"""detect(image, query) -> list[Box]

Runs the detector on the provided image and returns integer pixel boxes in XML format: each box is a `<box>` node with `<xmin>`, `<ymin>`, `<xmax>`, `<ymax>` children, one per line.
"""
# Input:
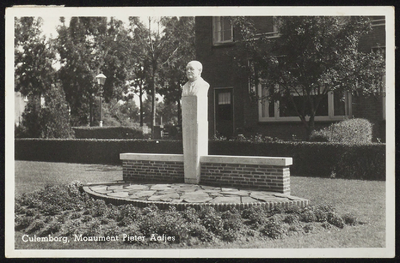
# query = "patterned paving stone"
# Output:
<box><xmin>130</xmin><ymin>191</ymin><xmax>156</xmax><ymax>198</ymax></box>
<box><xmin>84</xmin><ymin>183</ymin><xmax>309</xmax><ymax>210</ymax></box>
<box><xmin>202</xmin><ymin>189</ymin><xmax>222</xmax><ymax>193</ymax></box>
<box><xmin>90</xmin><ymin>185</ymin><xmax>108</xmax><ymax>191</ymax></box>
<box><xmin>182</xmin><ymin>192</ymin><xmax>213</xmax><ymax>203</ymax></box>
<box><xmin>221</xmin><ymin>190</ymin><xmax>250</xmax><ymax>196</ymax></box>
<box><xmin>159</xmin><ymin>193</ymin><xmax>180</xmax><ymax>201</ymax></box>
<box><xmin>250</xmin><ymin>192</ymin><xmax>283</xmax><ymax>202</ymax></box>
<box><xmin>150</xmin><ymin>184</ymin><xmax>173</xmax><ymax>190</ymax></box>
<box><xmin>221</xmin><ymin>187</ymin><xmax>238</xmax><ymax>192</ymax></box>
<box><xmin>147</xmin><ymin>195</ymin><xmax>165</xmax><ymax>201</ymax></box>
<box><xmin>200</xmin><ymin>185</ymin><xmax>220</xmax><ymax>190</ymax></box>
<box><xmin>157</xmin><ymin>189</ymin><xmax>179</xmax><ymax>195</ymax></box>
<box><xmin>124</xmin><ymin>185</ymin><xmax>149</xmax><ymax>190</ymax></box>
<box><xmin>241</xmin><ymin>197</ymin><xmax>260</xmax><ymax>203</ymax></box>
<box><xmin>208</xmin><ymin>193</ymin><xmax>223</xmax><ymax>197</ymax></box>
<box><xmin>273</xmin><ymin>193</ymin><xmax>290</xmax><ymax>198</ymax></box>
<box><xmin>92</xmin><ymin>189</ymin><xmax>113</xmax><ymax>194</ymax></box>
<box><xmin>210</xmin><ymin>196</ymin><xmax>241</xmax><ymax>203</ymax></box>
<box><xmin>107</xmin><ymin>185</ymin><xmax>124</xmax><ymax>190</ymax></box>
<box><xmin>178</xmin><ymin>185</ymin><xmax>200</xmax><ymax>191</ymax></box>
<box><xmin>107</xmin><ymin>192</ymin><xmax>129</xmax><ymax>197</ymax></box>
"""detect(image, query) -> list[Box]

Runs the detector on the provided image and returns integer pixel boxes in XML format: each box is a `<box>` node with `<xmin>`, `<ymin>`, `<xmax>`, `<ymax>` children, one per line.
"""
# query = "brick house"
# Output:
<box><xmin>195</xmin><ymin>16</ymin><xmax>386</xmax><ymax>141</ymax></box>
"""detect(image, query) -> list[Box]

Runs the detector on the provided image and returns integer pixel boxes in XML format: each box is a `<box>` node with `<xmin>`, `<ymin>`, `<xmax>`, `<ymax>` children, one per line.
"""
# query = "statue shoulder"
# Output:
<box><xmin>199</xmin><ymin>77</ymin><xmax>210</xmax><ymax>87</ymax></box>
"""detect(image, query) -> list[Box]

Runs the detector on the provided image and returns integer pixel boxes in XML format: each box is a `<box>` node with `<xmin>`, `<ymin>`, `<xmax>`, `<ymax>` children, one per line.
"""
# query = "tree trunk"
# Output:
<box><xmin>306</xmin><ymin>115</ymin><xmax>315</xmax><ymax>141</ymax></box>
<box><xmin>177</xmin><ymin>99</ymin><xmax>182</xmax><ymax>126</ymax></box>
<box><xmin>139</xmin><ymin>82</ymin><xmax>143</xmax><ymax>127</ymax></box>
<box><xmin>151</xmin><ymin>74</ymin><xmax>156</xmax><ymax>139</ymax></box>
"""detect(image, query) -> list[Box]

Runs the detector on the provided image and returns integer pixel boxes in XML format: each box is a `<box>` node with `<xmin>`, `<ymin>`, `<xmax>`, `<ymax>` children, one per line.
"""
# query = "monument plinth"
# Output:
<box><xmin>182</xmin><ymin>94</ymin><xmax>208</xmax><ymax>183</ymax></box>
<box><xmin>119</xmin><ymin>60</ymin><xmax>297</xmax><ymax>200</ymax></box>
<box><xmin>181</xmin><ymin>61</ymin><xmax>210</xmax><ymax>184</ymax></box>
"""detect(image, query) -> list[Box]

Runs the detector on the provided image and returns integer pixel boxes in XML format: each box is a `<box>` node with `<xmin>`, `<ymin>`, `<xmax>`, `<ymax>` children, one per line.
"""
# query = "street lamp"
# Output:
<box><xmin>95</xmin><ymin>74</ymin><xmax>107</xmax><ymax>127</ymax></box>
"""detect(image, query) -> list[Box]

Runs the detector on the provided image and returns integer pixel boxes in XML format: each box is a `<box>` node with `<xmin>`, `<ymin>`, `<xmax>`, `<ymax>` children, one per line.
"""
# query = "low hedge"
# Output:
<box><xmin>15</xmin><ymin>139</ymin><xmax>385</xmax><ymax>181</ymax></box>
<box><xmin>209</xmin><ymin>141</ymin><xmax>385</xmax><ymax>181</ymax></box>
<box><xmin>72</xmin><ymin>126</ymin><xmax>147</xmax><ymax>139</ymax></box>
<box><xmin>15</xmin><ymin>139</ymin><xmax>183</xmax><ymax>165</ymax></box>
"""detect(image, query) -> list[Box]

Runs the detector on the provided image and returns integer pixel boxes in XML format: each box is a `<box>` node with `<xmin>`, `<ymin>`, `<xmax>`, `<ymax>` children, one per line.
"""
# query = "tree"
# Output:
<box><xmin>18</xmin><ymin>84</ymin><xmax>73</xmax><ymax>138</ymax></box>
<box><xmin>232</xmin><ymin>16</ymin><xmax>385</xmax><ymax>139</ymax></box>
<box><xmin>128</xmin><ymin>17</ymin><xmax>184</xmax><ymax>138</ymax></box>
<box><xmin>15</xmin><ymin>17</ymin><xmax>56</xmax><ymax>98</ymax></box>
<box><xmin>158</xmin><ymin>17</ymin><xmax>195</xmax><ymax>126</ymax></box>
<box><xmin>14</xmin><ymin>17</ymin><xmax>73</xmax><ymax>138</ymax></box>
<box><xmin>56</xmin><ymin>17</ymin><xmax>132</xmax><ymax>126</ymax></box>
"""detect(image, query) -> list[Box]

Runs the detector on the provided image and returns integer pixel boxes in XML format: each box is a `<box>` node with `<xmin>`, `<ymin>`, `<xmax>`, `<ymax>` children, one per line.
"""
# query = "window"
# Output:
<box><xmin>371</xmin><ymin>16</ymin><xmax>385</xmax><ymax>27</ymax></box>
<box><xmin>213</xmin><ymin>17</ymin><xmax>233</xmax><ymax>44</ymax></box>
<box><xmin>258</xmin><ymin>83</ymin><xmax>352</xmax><ymax>122</ymax></box>
<box><xmin>264</xmin><ymin>16</ymin><xmax>279</xmax><ymax>38</ymax></box>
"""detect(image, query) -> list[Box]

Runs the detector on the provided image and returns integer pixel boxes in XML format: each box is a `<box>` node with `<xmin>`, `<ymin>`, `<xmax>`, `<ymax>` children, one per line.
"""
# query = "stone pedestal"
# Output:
<box><xmin>182</xmin><ymin>94</ymin><xmax>208</xmax><ymax>184</ymax></box>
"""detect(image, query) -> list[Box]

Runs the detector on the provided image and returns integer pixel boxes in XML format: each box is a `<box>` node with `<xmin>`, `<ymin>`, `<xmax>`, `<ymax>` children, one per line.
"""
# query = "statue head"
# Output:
<box><xmin>186</xmin><ymin>61</ymin><xmax>202</xmax><ymax>82</ymax></box>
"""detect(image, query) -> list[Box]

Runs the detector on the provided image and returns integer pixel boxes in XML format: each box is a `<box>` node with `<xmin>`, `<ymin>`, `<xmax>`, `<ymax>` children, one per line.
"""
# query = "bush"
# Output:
<box><xmin>241</xmin><ymin>206</ymin><xmax>269</xmax><ymax>226</ymax></box>
<box><xmin>300</xmin><ymin>210</ymin><xmax>317</xmax><ymax>223</ymax></box>
<box><xmin>327</xmin><ymin>212</ymin><xmax>345</xmax><ymax>228</ymax></box>
<box><xmin>260</xmin><ymin>218</ymin><xmax>287</xmax><ymax>239</ymax></box>
<box><xmin>72</xmin><ymin>126</ymin><xmax>145</xmax><ymax>139</ymax></box>
<box><xmin>198</xmin><ymin>207</ymin><xmax>224</xmax><ymax>235</ymax></box>
<box><xmin>342</xmin><ymin>213</ymin><xmax>358</xmax><ymax>226</ymax></box>
<box><xmin>310</xmin><ymin>118</ymin><xmax>372</xmax><ymax>144</ymax></box>
<box><xmin>210</xmin><ymin>140</ymin><xmax>385</xmax><ymax>180</ymax></box>
<box><xmin>15</xmin><ymin>137</ymin><xmax>385</xmax><ymax>180</ymax></box>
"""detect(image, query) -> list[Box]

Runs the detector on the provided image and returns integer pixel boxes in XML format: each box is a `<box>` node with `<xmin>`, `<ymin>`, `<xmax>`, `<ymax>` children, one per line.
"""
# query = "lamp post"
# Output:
<box><xmin>95</xmin><ymin>73</ymin><xmax>107</xmax><ymax>127</ymax></box>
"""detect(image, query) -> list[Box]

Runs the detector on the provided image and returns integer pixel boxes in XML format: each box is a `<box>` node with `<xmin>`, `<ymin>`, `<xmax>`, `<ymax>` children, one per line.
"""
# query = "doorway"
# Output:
<box><xmin>214</xmin><ymin>88</ymin><xmax>234</xmax><ymax>138</ymax></box>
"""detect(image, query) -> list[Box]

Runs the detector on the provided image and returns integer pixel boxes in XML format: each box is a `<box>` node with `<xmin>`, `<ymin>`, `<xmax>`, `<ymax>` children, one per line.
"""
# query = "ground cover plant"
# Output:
<box><xmin>14</xmin><ymin>161</ymin><xmax>385</xmax><ymax>249</ymax></box>
<box><xmin>15</xmin><ymin>181</ymin><xmax>361</xmax><ymax>249</ymax></box>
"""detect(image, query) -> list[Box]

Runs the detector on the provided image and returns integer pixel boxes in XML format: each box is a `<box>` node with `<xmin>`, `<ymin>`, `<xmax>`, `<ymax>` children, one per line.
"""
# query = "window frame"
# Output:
<box><xmin>212</xmin><ymin>17</ymin><xmax>234</xmax><ymax>45</ymax></box>
<box><xmin>257</xmin><ymin>82</ymin><xmax>352</xmax><ymax>122</ymax></box>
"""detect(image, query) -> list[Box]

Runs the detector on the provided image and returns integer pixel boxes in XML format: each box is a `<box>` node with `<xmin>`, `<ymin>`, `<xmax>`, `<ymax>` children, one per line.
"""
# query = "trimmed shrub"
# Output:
<box><xmin>15</xmin><ymin>138</ymin><xmax>385</xmax><ymax>180</ymax></box>
<box><xmin>342</xmin><ymin>213</ymin><xmax>358</xmax><ymax>226</ymax></box>
<box><xmin>310</xmin><ymin>118</ymin><xmax>372</xmax><ymax>144</ymax></box>
<box><xmin>327</xmin><ymin>212</ymin><xmax>345</xmax><ymax>228</ymax></box>
<box><xmin>260</xmin><ymin>218</ymin><xmax>287</xmax><ymax>239</ymax></box>
<box><xmin>73</xmin><ymin>126</ymin><xmax>146</xmax><ymax>139</ymax></box>
<box><xmin>300</xmin><ymin>210</ymin><xmax>317</xmax><ymax>223</ymax></box>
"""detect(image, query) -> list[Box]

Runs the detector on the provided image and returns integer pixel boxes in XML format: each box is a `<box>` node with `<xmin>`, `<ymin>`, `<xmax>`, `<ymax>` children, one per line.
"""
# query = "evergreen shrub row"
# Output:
<box><xmin>15</xmin><ymin>139</ymin><xmax>385</xmax><ymax>180</ymax></box>
<box><xmin>72</xmin><ymin>126</ymin><xmax>147</xmax><ymax>139</ymax></box>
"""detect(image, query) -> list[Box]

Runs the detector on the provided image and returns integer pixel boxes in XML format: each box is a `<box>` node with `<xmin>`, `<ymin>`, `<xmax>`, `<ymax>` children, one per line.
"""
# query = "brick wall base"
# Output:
<box><xmin>121</xmin><ymin>154</ymin><xmax>184</xmax><ymax>183</ymax></box>
<box><xmin>120</xmin><ymin>153</ymin><xmax>292</xmax><ymax>194</ymax></box>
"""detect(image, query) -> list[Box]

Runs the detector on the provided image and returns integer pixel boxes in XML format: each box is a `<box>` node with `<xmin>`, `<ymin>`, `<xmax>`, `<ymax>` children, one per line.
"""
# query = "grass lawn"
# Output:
<box><xmin>13</xmin><ymin>160</ymin><xmax>386</xmax><ymax>249</ymax></box>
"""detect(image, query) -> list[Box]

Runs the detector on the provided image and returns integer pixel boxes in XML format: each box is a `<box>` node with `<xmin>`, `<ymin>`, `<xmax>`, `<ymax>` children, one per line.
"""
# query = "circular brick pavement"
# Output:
<box><xmin>83</xmin><ymin>182</ymin><xmax>309</xmax><ymax>211</ymax></box>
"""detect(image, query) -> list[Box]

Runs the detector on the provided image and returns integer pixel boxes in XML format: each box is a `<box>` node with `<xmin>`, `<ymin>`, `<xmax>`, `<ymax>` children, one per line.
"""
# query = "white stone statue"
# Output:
<box><xmin>181</xmin><ymin>61</ymin><xmax>210</xmax><ymax>184</ymax></box>
<box><xmin>182</xmin><ymin>61</ymin><xmax>210</xmax><ymax>97</ymax></box>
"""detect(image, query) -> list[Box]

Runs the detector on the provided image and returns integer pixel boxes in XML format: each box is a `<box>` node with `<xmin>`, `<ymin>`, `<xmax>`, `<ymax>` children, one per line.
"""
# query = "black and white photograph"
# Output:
<box><xmin>5</xmin><ymin>6</ymin><xmax>395</xmax><ymax>258</ymax></box>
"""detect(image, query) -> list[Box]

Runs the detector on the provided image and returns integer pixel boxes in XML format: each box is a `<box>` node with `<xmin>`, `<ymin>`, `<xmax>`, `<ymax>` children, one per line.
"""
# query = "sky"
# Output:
<box><xmin>40</xmin><ymin>16</ymin><xmax>159</xmax><ymax>39</ymax></box>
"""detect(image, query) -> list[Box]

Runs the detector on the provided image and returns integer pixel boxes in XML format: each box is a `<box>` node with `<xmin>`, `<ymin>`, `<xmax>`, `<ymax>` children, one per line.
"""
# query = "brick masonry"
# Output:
<box><xmin>122</xmin><ymin>160</ymin><xmax>184</xmax><ymax>183</ymax></box>
<box><xmin>200</xmin><ymin>163</ymin><xmax>290</xmax><ymax>195</ymax></box>
<box><xmin>121</xmin><ymin>153</ymin><xmax>291</xmax><ymax>195</ymax></box>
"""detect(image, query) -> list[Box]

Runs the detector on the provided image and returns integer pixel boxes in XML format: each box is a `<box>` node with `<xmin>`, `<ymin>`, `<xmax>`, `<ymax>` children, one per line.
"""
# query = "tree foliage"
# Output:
<box><xmin>15</xmin><ymin>17</ymin><xmax>56</xmax><ymax>97</ymax></box>
<box><xmin>232</xmin><ymin>16</ymin><xmax>385</xmax><ymax>138</ymax></box>
<box><xmin>158</xmin><ymin>17</ymin><xmax>195</xmax><ymax>125</ymax></box>
<box><xmin>17</xmin><ymin>84</ymin><xmax>74</xmax><ymax>138</ymax></box>
<box><xmin>56</xmin><ymin>17</ymin><xmax>132</xmax><ymax>126</ymax></box>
